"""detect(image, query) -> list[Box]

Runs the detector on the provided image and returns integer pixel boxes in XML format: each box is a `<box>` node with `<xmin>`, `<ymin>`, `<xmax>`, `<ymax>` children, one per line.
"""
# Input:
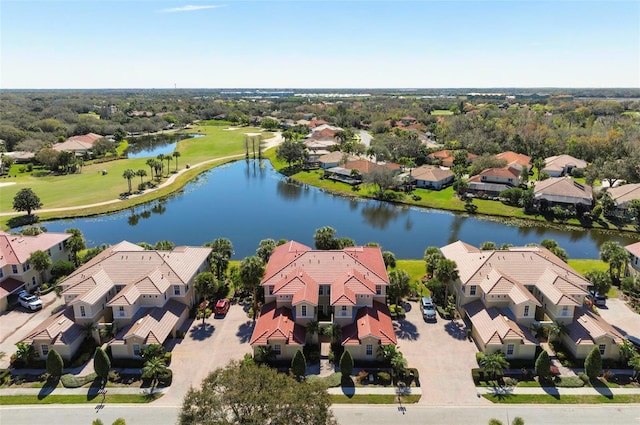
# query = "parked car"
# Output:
<box><xmin>421</xmin><ymin>296</ymin><xmax>437</xmax><ymax>322</ymax></box>
<box><xmin>18</xmin><ymin>291</ymin><xmax>43</xmax><ymax>311</ymax></box>
<box><xmin>588</xmin><ymin>290</ymin><xmax>606</xmax><ymax>307</ymax></box>
<box><xmin>214</xmin><ymin>298</ymin><xmax>230</xmax><ymax>316</ymax></box>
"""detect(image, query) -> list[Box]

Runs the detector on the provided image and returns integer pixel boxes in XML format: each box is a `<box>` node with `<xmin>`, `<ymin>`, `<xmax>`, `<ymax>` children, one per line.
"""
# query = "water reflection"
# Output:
<box><xmin>36</xmin><ymin>160</ymin><xmax>638</xmax><ymax>259</ymax></box>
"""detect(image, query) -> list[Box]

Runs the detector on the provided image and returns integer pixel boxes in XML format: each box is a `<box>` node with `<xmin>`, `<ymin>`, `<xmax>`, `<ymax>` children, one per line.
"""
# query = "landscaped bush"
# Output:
<box><xmin>472</xmin><ymin>368</ymin><xmax>503</xmax><ymax>385</ymax></box>
<box><xmin>0</xmin><ymin>369</ymin><xmax>11</xmax><ymax>385</ymax></box>
<box><xmin>157</xmin><ymin>368</ymin><xmax>173</xmax><ymax>386</ymax></box>
<box><xmin>61</xmin><ymin>372</ymin><xmax>97</xmax><ymax>388</ymax></box>
<box><xmin>578</xmin><ymin>372</ymin><xmax>589</xmax><ymax>384</ymax></box>
<box><xmin>377</xmin><ymin>371</ymin><xmax>392</xmax><ymax>385</ymax></box>
<box><xmin>556</xmin><ymin>376</ymin><xmax>585</xmax><ymax>388</ymax></box>
<box><xmin>307</xmin><ymin>372</ymin><xmax>342</xmax><ymax>388</ymax></box>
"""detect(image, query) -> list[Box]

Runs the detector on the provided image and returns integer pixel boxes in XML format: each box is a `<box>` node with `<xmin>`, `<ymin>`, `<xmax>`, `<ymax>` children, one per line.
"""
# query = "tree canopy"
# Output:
<box><xmin>179</xmin><ymin>360</ymin><xmax>337</xmax><ymax>425</ymax></box>
<box><xmin>13</xmin><ymin>187</ymin><xmax>43</xmax><ymax>216</ymax></box>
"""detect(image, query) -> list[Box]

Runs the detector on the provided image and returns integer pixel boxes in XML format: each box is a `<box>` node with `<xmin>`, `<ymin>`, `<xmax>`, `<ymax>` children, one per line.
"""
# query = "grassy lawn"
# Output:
<box><xmin>430</xmin><ymin>110</ymin><xmax>454</xmax><ymax>116</ymax></box>
<box><xmin>0</xmin><ymin>125</ymin><xmax>273</xmax><ymax>228</ymax></box>
<box><xmin>0</xmin><ymin>393</ymin><xmax>161</xmax><ymax>405</ymax></box>
<box><xmin>329</xmin><ymin>394</ymin><xmax>421</xmax><ymax>404</ymax></box>
<box><xmin>482</xmin><ymin>393</ymin><xmax>640</xmax><ymax>404</ymax></box>
<box><xmin>567</xmin><ymin>259</ymin><xmax>608</xmax><ymax>275</ymax></box>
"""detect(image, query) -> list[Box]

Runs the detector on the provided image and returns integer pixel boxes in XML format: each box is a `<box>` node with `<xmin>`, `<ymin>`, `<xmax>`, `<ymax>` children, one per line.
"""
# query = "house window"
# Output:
<box><xmin>133</xmin><ymin>344</ymin><xmax>141</xmax><ymax>356</ymax></box>
<box><xmin>32</xmin><ymin>276</ymin><xmax>37</xmax><ymax>285</ymax></box>
<box><xmin>325</xmin><ymin>286</ymin><xmax>330</xmax><ymax>296</ymax></box>
<box><xmin>80</xmin><ymin>305</ymin><xmax>86</xmax><ymax>317</ymax></box>
<box><xmin>118</xmin><ymin>306</ymin><xmax>125</xmax><ymax>316</ymax></box>
<box><xmin>524</xmin><ymin>305</ymin><xmax>530</xmax><ymax>317</ymax></box>
<box><xmin>47</xmin><ymin>249</ymin><xmax>51</xmax><ymax>256</ymax></box>
<box><xmin>115</xmin><ymin>285</ymin><xmax>124</xmax><ymax>292</ymax></box>
<box><xmin>366</xmin><ymin>344</ymin><xmax>373</xmax><ymax>356</ymax></box>
<box><xmin>22</xmin><ymin>263</ymin><xmax>29</xmax><ymax>272</ymax></box>
<box><xmin>268</xmin><ymin>286</ymin><xmax>274</xmax><ymax>295</ymax></box>
<box><xmin>599</xmin><ymin>344</ymin><xmax>606</xmax><ymax>356</ymax></box>
<box><xmin>41</xmin><ymin>344</ymin><xmax>49</xmax><ymax>356</ymax></box>
<box><xmin>58</xmin><ymin>243</ymin><xmax>63</xmax><ymax>250</ymax></box>
<box><xmin>506</xmin><ymin>344</ymin><xmax>514</xmax><ymax>356</ymax></box>
<box><xmin>319</xmin><ymin>286</ymin><xmax>324</xmax><ymax>296</ymax></box>
<box><xmin>341</xmin><ymin>306</ymin><xmax>347</xmax><ymax>316</ymax></box>
<box><xmin>561</xmin><ymin>306</ymin><xmax>569</xmax><ymax>316</ymax></box>
<box><xmin>0</xmin><ymin>269</ymin><xmax>3</xmax><ymax>278</ymax></box>
<box><xmin>274</xmin><ymin>344</ymin><xmax>281</xmax><ymax>355</ymax></box>
<box><xmin>470</xmin><ymin>286</ymin><xmax>477</xmax><ymax>296</ymax></box>
<box><xmin>301</xmin><ymin>305</ymin><xmax>307</xmax><ymax>316</ymax></box>
<box><xmin>174</xmin><ymin>285</ymin><xmax>180</xmax><ymax>295</ymax></box>
<box><xmin>11</xmin><ymin>265</ymin><xmax>18</xmax><ymax>274</ymax></box>
<box><xmin>376</xmin><ymin>285</ymin><xmax>382</xmax><ymax>295</ymax></box>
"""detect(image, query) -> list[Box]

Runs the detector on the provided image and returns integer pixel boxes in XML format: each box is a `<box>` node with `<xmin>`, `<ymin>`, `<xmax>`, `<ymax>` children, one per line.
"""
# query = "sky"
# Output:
<box><xmin>1</xmin><ymin>0</ymin><xmax>638</xmax><ymax>89</ymax></box>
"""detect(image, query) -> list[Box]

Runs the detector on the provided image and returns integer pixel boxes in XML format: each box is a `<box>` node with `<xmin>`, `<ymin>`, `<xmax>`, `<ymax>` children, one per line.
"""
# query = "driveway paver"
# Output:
<box><xmin>396</xmin><ymin>301</ymin><xmax>488</xmax><ymax>406</ymax></box>
<box><xmin>596</xmin><ymin>298</ymin><xmax>640</xmax><ymax>339</ymax></box>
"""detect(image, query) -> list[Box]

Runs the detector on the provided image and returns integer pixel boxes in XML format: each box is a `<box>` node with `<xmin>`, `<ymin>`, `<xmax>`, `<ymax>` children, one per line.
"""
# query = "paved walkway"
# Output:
<box><xmin>0</xmin><ymin>132</ymin><xmax>283</xmax><ymax>217</ymax></box>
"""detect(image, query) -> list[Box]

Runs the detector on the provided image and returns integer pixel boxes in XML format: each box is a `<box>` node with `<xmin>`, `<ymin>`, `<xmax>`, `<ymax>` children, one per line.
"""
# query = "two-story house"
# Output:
<box><xmin>250</xmin><ymin>241</ymin><xmax>396</xmax><ymax>362</ymax></box>
<box><xmin>440</xmin><ymin>241</ymin><xmax>623</xmax><ymax>360</ymax></box>
<box><xmin>21</xmin><ymin>241</ymin><xmax>211</xmax><ymax>361</ymax></box>
<box><xmin>0</xmin><ymin>231</ymin><xmax>71</xmax><ymax>311</ymax></box>
<box><xmin>467</xmin><ymin>166</ymin><xmax>522</xmax><ymax>197</ymax></box>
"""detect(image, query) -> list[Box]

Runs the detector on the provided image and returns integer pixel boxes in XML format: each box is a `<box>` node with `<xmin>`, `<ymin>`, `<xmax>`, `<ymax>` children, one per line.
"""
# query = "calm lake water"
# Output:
<box><xmin>127</xmin><ymin>134</ymin><xmax>203</xmax><ymax>159</ymax></box>
<box><xmin>40</xmin><ymin>160</ymin><xmax>638</xmax><ymax>260</ymax></box>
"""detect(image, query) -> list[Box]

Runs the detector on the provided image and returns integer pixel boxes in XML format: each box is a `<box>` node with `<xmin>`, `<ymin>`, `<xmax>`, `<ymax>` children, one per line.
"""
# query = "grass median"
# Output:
<box><xmin>330</xmin><ymin>394</ymin><xmax>421</xmax><ymax>404</ymax></box>
<box><xmin>0</xmin><ymin>393</ymin><xmax>162</xmax><ymax>405</ymax></box>
<box><xmin>482</xmin><ymin>393</ymin><xmax>640</xmax><ymax>404</ymax></box>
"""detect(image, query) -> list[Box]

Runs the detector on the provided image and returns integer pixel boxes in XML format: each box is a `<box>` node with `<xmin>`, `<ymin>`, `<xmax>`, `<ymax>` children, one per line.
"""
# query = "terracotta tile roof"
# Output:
<box><xmin>428</xmin><ymin>150</ymin><xmax>478</xmax><ymax>167</ymax></box>
<box><xmin>263</xmin><ymin>243</ymin><xmax>389</xmax><ymax>307</ymax></box>
<box><xmin>0</xmin><ymin>231</ymin><xmax>71</xmax><ymax>266</ymax></box>
<box><xmin>67</xmin><ymin>133</ymin><xmax>103</xmax><ymax>144</ymax></box>
<box><xmin>0</xmin><ymin>278</ymin><xmax>25</xmax><ymax>299</ymax></box>
<box><xmin>249</xmin><ymin>302</ymin><xmax>306</xmax><ymax>346</ymax></box>
<box><xmin>607</xmin><ymin>183</ymin><xmax>640</xmax><ymax>206</ymax></box>
<box><xmin>22</xmin><ymin>306</ymin><xmax>84</xmax><ymax>345</ymax></box>
<box><xmin>273</xmin><ymin>269</ymin><xmax>319</xmax><ymax>306</ymax></box>
<box><xmin>341</xmin><ymin>302</ymin><xmax>397</xmax><ymax>346</ymax></box>
<box><xmin>479</xmin><ymin>269</ymin><xmax>541</xmax><ymax>306</ymax></box>
<box><xmin>66</xmin><ymin>269</ymin><xmax>114</xmax><ymax>305</ymax></box>
<box><xmin>626</xmin><ymin>241</ymin><xmax>640</xmax><ymax>258</ymax></box>
<box><xmin>543</xmin><ymin>154</ymin><xmax>587</xmax><ymax>172</ymax></box>
<box><xmin>495</xmin><ymin>151</ymin><xmax>531</xmax><ymax>168</ymax></box>
<box><xmin>410</xmin><ymin>165</ymin><xmax>454</xmax><ymax>182</ymax></box>
<box><xmin>113</xmin><ymin>299</ymin><xmax>187</xmax><ymax>345</ymax></box>
<box><xmin>472</xmin><ymin>166</ymin><xmax>521</xmax><ymax>180</ymax></box>
<box><xmin>344</xmin><ymin>159</ymin><xmax>401</xmax><ymax>174</ymax></box>
<box><xmin>465</xmin><ymin>300</ymin><xmax>537</xmax><ymax>346</ymax></box>
<box><xmin>566</xmin><ymin>307</ymin><xmax>624</xmax><ymax>345</ymax></box>
<box><xmin>441</xmin><ymin>241</ymin><xmax>589</xmax><ymax>307</ymax></box>
<box><xmin>309</xmin><ymin>119</ymin><xmax>329</xmax><ymax>128</ymax></box>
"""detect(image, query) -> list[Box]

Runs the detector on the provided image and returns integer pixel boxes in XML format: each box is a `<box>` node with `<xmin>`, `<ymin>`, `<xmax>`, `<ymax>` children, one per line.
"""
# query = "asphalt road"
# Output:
<box><xmin>1</xmin><ymin>403</ymin><xmax>639</xmax><ymax>425</ymax></box>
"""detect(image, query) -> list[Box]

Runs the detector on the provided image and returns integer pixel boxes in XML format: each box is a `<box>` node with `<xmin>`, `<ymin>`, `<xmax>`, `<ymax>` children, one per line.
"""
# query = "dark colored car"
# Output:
<box><xmin>588</xmin><ymin>290</ymin><xmax>606</xmax><ymax>307</ymax></box>
<box><xmin>214</xmin><ymin>298</ymin><xmax>230</xmax><ymax>316</ymax></box>
<box><xmin>421</xmin><ymin>296</ymin><xmax>437</xmax><ymax>321</ymax></box>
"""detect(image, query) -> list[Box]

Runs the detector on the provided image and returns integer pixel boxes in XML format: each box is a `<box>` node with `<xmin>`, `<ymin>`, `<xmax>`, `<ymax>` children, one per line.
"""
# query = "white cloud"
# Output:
<box><xmin>159</xmin><ymin>5</ymin><xmax>222</xmax><ymax>13</ymax></box>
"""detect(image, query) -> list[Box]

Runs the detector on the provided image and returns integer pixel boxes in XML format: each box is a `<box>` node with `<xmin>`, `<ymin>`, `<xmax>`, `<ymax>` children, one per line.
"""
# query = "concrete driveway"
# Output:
<box><xmin>157</xmin><ymin>300</ymin><xmax>254</xmax><ymax>406</ymax></box>
<box><xmin>0</xmin><ymin>292</ymin><xmax>63</xmax><ymax>368</ymax></box>
<box><xmin>596</xmin><ymin>298</ymin><xmax>640</xmax><ymax>339</ymax></box>
<box><xmin>396</xmin><ymin>301</ymin><xmax>488</xmax><ymax>406</ymax></box>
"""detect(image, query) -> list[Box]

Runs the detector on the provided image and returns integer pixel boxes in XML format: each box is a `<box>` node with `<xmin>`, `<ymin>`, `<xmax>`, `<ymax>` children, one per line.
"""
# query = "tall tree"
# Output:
<box><xmin>136</xmin><ymin>169</ymin><xmax>147</xmax><ymax>187</ymax></box>
<box><xmin>94</xmin><ymin>347</ymin><xmax>111</xmax><ymax>382</ymax></box>
<box><xmin>535</xmin><ymin>350</ymin><xmax>552</xmax><ymax>382</ymax></box>
<box><xmin>313</xmin><ymin>226</ymin><xmax>340</xmax><ymax>250</ymax></box>
<box><xmin>172</xmin><ymin>151</ymin><xmax>181</xmax><ymax>171</ymax></box>
<box><xmin>388</xmin><ymin>269</ymin><xmax>411</xmax><ymax>306</ymax></box>
<box><xmin>600</xmin><ymin>241</ymin><xmax>629</xmax><ymax>284</ymax></box>
<box><xmin>122</xmin><ymin>169</ymin><xmax>135</xmax><ymax>193</ymax></box>
<box><xmin>275</xmin><ymin>140</ymin><xmax>306</xmax><ymax>168</ymax></box>
<box><xmin>194</xmin><ymin>272</ymin><xmax>219</xmax><ymax>323</ymax></box>
<box><xmin>156</xmin><ymin>154</ymin><xmax>166</xmax><ymax>176</ymax></box>
<box><xmin>12</xmin><ymin>187</ymin><xmax>42</xmax><ymax>216</ymax></box>
<box><xmin>65</xmin><ymin>228</ymin><xmax>86</xmax><ymax>266</ymax></box>
<box><xmin>291</xmin><ymin>349</ymin><xmax>307</xmax><ymax>381</ymax></box>
<box><xmin>434</xmin><ymin>258</ymin><xmax>459</xmax><ymax>302</ymax></box>
<box><xmin>240</xmin><ymin>255</ymin><xmax>265</xmax><ymax>321</ymax></box>
<box><xmin>424</xmin><ymin>246</ymin><xmax>443</xmax><ymax>278</ymax></box>
<box><xmin>382</xmin><ymin>251</ymin><xmax>396</xmax><ymax>269</ymax></box>
<box><xmin>208</xmin><ymin>238</ymin><xmax>234</xmax><ymax>280</ymax></box>
<box><xmin>339</xmin><ymin>349</ymin><xmax>354</xmax><ymax>377</ymax></box>
<box><xmin>584</xmin><ymin>346</ymin><xmax>602</xmax><ymax>381</ymax></box>
<box><xmin>179</xmin><ymin>360</ymin><xmax>337</xmax><ymax>425</ymax></box>
<box><xmin>255</xmin><ymin>239</ymin><xmax>276</xmax><ymax>264</ymax></box>
<box><xmin>145</xmin><ymin>158</ymin><xmax>156</xmax><ymax>179</ymax></box>
<box><xmin>28</xmin><ymin>250</ymin><xmax>52</xmax><ymax>285</ymax></box>
<box><xmin>46</xmin><ymin>349</ymin><xmax>64</xmax><ymax>379</ymax></box>
<box><xmin>584</xmin><ymin>270</ymin><xmax>612</xmax><ymax>296</ymax></box>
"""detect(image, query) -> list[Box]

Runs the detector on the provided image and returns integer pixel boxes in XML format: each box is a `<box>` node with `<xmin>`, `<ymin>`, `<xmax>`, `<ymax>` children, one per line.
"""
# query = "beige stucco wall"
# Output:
<box><xmin>344</xmin><ymin>336</ymin><xmax>380</xmax><ymax>362</ymax></box>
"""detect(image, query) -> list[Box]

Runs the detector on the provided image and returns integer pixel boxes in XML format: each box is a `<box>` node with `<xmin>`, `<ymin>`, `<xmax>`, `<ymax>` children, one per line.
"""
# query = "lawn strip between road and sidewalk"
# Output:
<box><xmin>329</xmin><ymin>394</ymin><xmax>421</xmax><ymax>404</ymax></box>
<box><xmin>482</xmin><ymin>393</ymin><xmax>640</xmax><ymax>404</ymax></box>
<box><xmin>0</xmin><ymin>393</ymin><xmax>162</xmax><ymax>405</ymax></box>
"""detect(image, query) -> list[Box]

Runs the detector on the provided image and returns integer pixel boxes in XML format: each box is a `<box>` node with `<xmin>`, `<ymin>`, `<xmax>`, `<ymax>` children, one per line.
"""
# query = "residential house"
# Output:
<box><xmin>495</xmin><ymin>151</ymin><xmax>531</xmax><ymax>171</ymax></box>
<box><xmin>534</xmin><ymin>177</ymin><xmax>593</xmax><ymax>207</ymax></box>
<box><xmin>604</xmin><ymin>183</ymin><xmax>640</xmax><ymax>218</ymax></box>
<box><xmin>21</xmin><ymin>306</ymin><xmax>84</xmax><ymax>362</ymax></box>
<box><xmin>626</xmin><ymin>241</ymin><xmax>640</xmax><ymax>277</ymax></box>
<box><xmin>22</xmin><ymin>241</ymin><xmax>211</xmax><ymax>361</ymax></box>
<box><xmin>404</xmin><ymin>165</ymin><xmax>454</xmax><ymax>190</ymax></box>
<box><xmin>542</xmin><ymin>155</ymin><xmax>588</xmax><ymax>177</ymax></box>
<box><xmin>318</xmin><ymin>151</ymin><xmax>351</xmax><ymax>170</ymax></box>
<box><xmin>440</xmin><ymin>241</ymin><xmax>622</xmax><ymax>360</ymax></box>
<box><xmin>250</xmin><ymin>241</ymin><xmax>396</xmax><ymax>362</ymax></box>
<box><xmin>467</xmin><ymin>166</ymin><xmax>521</xmax><ymax>197</ymax></box>
<box><xmin>428</xmin><ymin>149</ymin><xmax>478</xmax><ymax>168</ymax></box>
<box><xmin>53</xmin><ymin>133</ymin><xmax>103</xmax><ymax>156</ymax></box>
<box><xmin>0</xmin><ymin>231</ymin><xmax>71</xmax><ymax>311</ymax></box>
<box><xmin>343</xmin><ymin>159</ymin><xmax>402</xmax><ymax>176</ymax></box>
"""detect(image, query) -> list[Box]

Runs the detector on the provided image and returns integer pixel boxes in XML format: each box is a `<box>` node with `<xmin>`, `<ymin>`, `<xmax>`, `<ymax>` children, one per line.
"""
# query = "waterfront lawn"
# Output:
<box><xmin>566</xmin><ymin>259</ymin><xmax>608</xmax><ymax>275</ymax></box>
<box><xmin>0</xmin><ymin>125</ymin><xmax>270</xmax><ymax>223</ymax></box>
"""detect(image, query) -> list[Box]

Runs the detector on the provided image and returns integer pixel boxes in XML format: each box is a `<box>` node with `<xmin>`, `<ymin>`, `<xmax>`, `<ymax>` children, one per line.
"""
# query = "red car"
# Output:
<box><xmin>214</xmin><ymin>298</ymin><xmax>230</xmax><ymax>316</ymax></box>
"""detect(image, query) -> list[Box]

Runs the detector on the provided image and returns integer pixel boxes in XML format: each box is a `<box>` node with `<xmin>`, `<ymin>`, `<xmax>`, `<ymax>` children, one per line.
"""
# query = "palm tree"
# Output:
<box><xmin>142</xmin><ymin>357</ymin><xmax>168</xmax><ymax>390</ymax></box>
<box><xmin>423</xmin><ymin>246</ymin><xmax>442</xmax><ymax>278</ymax></box>
<box><xmin>378</xmin><ymin>344</ymin><xmax>400</xmax><ymax>363</ymax></box>
<box><xmin>122</xmin><ymin>169</ymin><xmax>135</xmax><ymax>193</ymax></box>
<box><xmin>172</xmin><ymin>151</ymin><xmax>181</xmax><ymax>172</ymax></box>
<box><xmin>434</xmin><ymin>258</ymin><xmax>459</xmax><ymax>303</ymax></box>
<box><xmin>152</xmin><ymin>159</ymin><xmax>163</xmax><ymax>179</ymax></box>
<box><xmin>306</xmin><ymin>320</ymin><xmax>320</xmax><ymax>345</ymax></box>
<box><xmin>136</xmin><ymin>169</ymin><xmax>147</xmax><ymax>187</ymax></box>
<box><xmin>14</xmin><ymin>342</ymin><xmax>34</xmax><ymax>366</ymax></box>
<box><xmin>240</xmin><ymin>255</ymin><xmax>265</xmax><ymax>321</ymax></box>
<box><xmin>390</xmin><ymin>352</ymin><xmax>407</xmax><ymax>376</ymax></box>
<box><xmin>208</xmin><ymin>238</ymin><xmax>234</xmax><ymax>280</ymax></box>
<box><xmin>255</xmin><ymin>345</ymin><xmax>276</xmax><ymax>364</ymax></box>
<box><xmin>28</xmin><ymin>250</ymin><xmax>52</xmax><ymax>285</ymax></box>
<box><xmin>145</xmin><ymin>158</ymin><xmax>155</xmax><ymax>179</ymax></box>
<box><xmin>479</xmin><ymin>352</ymin><xmax>510</xmax><ymax>380</ymax></box>
<box><xmin>194</xmin><ymin>272</ymin><xmax>219</xmax><ymax>324</ymax></box>
<box><xmin>164</xmin><ymin>154</ymin><xmax>172</xmax><ymax>173</ymax></box>
<box><xmin>327</xmin><ymin>322</ymin><xmax>342</xmax><ymax>344</ymax></box>
<box><xmin>388</xmin><ymin>269</ymin><xmax>411</xmax><ymax>306</ymax></box>
<box><xmin>600</xmin><ymin>241</ymin><xmax>629</xmax><ymax>284</ymax></box>
<box><xmin>618</xmin><ymin>339</ymin><xmax>638</xmax><ymax>362</ymax></box>
<box><xmin>548</xmin><ymin>321</ymin><xmax>568</xmax><ymax>343</ymax></box>
<box><xmin>156</xmin><ymin>154</ymin><xmax>166</xmax><ymax>176</ymax></box>
<box><xmin>65</xmin><ymin>228</ymin><xmax>86</xmax><ymax>267</ymax></box>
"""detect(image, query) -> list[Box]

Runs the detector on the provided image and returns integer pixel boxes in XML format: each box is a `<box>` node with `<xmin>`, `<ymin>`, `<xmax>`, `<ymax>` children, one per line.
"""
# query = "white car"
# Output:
<box><xmin>18</xmin><ymin>291</ymin><xmax>43</xmax><ymax>311</ymax></box>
